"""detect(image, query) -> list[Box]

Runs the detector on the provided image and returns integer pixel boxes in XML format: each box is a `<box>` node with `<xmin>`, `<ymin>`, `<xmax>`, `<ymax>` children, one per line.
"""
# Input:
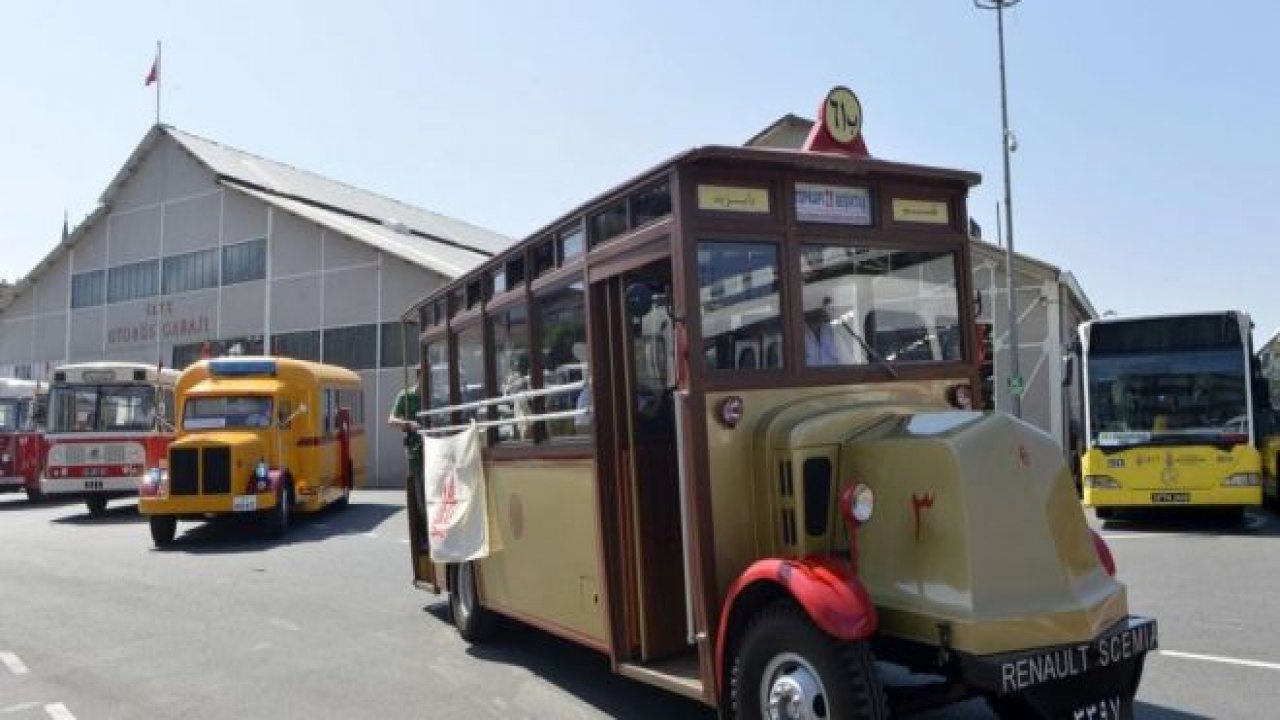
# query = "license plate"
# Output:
<box><xmin>1070</xmin><ymin>695</ymin><xmax>1128</xmax><ymax>720</ymax></box>
<box><xmin>1151</xmin><ymin>491</ymin><xmax>1190</xmax><ymax>503</ymax></box>
<box><xmin>232</xmin><ymin>495</ymin><xmax>257</xmax><ymax>512</ymax></box>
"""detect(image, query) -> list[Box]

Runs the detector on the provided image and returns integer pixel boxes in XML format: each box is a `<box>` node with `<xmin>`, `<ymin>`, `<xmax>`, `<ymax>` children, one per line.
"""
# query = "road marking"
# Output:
<box><xmin>44</xmin><ymin>704</ymin><xmax>76</xmax><ymax>720</ymax></box>
<box><xmin>3</xmin><ymin>702</ymin><xmax>40</xmax><ymax>713</ymax></box>
<box><xmin>0</xmin><ymin>652</ymin><xmax>28</xmax><ymax>675</ymax></box>
<box><xmin>1161</xmin><ymin>650</ymin><xmax>1280</xmax><ymax>671</ymax></box>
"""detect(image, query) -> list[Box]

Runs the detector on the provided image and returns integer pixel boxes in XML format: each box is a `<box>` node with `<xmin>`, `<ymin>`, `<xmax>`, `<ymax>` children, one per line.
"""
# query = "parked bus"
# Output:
<box><xmin>138</xmin><ymin>356</ymin><xmax>365</xmax><ymax>546</ymax></box>
<box><xmin>401</xmin><ymin>88</ymin><xmax>1155</xmax><ymax>719</ymax></box>
<box><xmin>0</xmin><ymin>378</ymin><xmax>48</xmax><ymax>501</ymax></box>
<box><xmin>1079</xmin><ymin>311</ymin><xmax>1265</xmax><ymax>518</ymax></box>
<box><xmin>40</xmin><ymin>362</ymin><xmax>178</xmax><ymax>514</ymax></box>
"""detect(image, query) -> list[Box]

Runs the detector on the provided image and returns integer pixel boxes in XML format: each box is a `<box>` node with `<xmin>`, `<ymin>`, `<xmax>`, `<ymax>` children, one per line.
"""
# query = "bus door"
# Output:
<box><xmin>590</xmin><ymin>257</ymin><xmax>689</xmax><ymax>663</ymax></box>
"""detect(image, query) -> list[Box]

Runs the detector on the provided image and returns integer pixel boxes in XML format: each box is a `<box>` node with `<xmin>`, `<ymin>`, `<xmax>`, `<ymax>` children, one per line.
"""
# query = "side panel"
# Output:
<box><xmin>477</xmin><ymin>458</ymin><xmax>607</xmax><ymax>647</ymax></box>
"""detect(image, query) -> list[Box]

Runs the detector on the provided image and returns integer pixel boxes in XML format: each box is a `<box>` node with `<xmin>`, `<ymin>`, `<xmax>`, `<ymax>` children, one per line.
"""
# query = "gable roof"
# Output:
<box><xmin>5</xmin><ymin>125</ymin><xmax>514</xmax><ymax>312</ymax></box>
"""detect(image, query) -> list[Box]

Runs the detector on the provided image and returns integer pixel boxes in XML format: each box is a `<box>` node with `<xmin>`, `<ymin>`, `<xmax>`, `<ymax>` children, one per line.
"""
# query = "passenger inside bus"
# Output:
<box><xmin>804</xmin><ymin>297</ymin><xmax>840</xmax><ymax>366</ymax></box>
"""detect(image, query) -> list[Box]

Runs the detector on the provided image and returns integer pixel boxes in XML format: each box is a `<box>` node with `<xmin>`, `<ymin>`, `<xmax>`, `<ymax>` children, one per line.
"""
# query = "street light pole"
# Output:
<box><xmin>975</xmin><ymin>0</ymin><xmax>1022</xmax><ymax>418</ymax></box>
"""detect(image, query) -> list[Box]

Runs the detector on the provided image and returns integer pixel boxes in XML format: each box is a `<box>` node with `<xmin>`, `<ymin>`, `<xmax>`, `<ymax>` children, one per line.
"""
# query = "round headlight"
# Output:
<box><xmin>255</xmin><ymin>461</ymin><xmax>268</xmax><ymax>480</ymax></box>
<box><xmin>717</xmin><ymin>396</ymin><xmax>744</xmax><ymax>429</ymax></box>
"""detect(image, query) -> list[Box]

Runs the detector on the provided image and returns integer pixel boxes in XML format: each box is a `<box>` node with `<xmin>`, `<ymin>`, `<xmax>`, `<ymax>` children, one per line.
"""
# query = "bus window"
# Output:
<box><xmin>697</xmin><ymin>241</ymin><xmax>783</xmax><ymax>371</ymax></box>
<box><xmin>184</xmin><ymin>396</ymin><xmax>274</xmax><ymax>430</ymax></box>
<box><xmin>536</xmin><ymin>281</ymin><xmax>588</xmax><ymax>439</ymax></box>
<box><xmin>491</xmin><ymin>305</ymin><xmax>531</xmax><ymax>442</ymax></box>
<box><xmin>455</xmin><ymin>324</ymin><xmax>486</xmax><ymax>424</ymax></box>
<box><xmin>799</xmin><ymin>244</ymin><xmax>962</xmax><ymax>366</ymax></box>
<box><xmin>423</xmin><ymin>340</ymin><xmax>449</xmax><ymax>429</ymax></box>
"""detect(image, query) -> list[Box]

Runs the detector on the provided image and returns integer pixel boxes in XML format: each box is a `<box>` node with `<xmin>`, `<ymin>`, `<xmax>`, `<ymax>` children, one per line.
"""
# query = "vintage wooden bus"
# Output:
<box><xmin>0</xmin><ymin>378</ymin><xmax>48</xmax><ymax>501</ymax></box>
<box><xmin>40</xmin><ymin>362</ymin><xmax>179</xmax><ymax>514</ymax></box>
<box><xmin>403</xmin><ymin>88</ymin><xmax>1156</xmax><ymax>718</ymax></box>
<box><xmin>138</xmin><ymin>357</ymin><xmax>365</xmax><ymax>546</ymax></box>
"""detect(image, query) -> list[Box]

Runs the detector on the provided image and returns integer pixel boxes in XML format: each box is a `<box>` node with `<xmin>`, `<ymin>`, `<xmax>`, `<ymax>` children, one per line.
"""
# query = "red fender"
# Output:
<box><xmin>715</xmin><ymin>556</ymin><xmax>878</xmax><ymax>691</ymax></box>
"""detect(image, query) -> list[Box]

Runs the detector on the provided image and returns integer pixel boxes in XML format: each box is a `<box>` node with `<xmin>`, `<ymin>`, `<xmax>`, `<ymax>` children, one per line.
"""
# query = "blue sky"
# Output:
<box><xmin>4</xmin><ymin>1</ymin><xmax>1278</xmax><ymax>343</ymax></box>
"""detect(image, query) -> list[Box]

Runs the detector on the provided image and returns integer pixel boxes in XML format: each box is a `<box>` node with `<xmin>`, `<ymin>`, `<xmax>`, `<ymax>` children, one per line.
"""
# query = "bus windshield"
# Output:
<box><xmin>49</xmin><ymin>384</ymin><xmax>156</xmax><ymax>433</ymax></box>
<box><xmin>1087</xmin><ymin>348</ymin><xmax>1248</xmax><ymax>446</ymax></box>
<box><xmin>183</xmin><ymin>396</ymin><xmax>274</xmax><ymax>430</ymax></box>
<box><xmin>0</xmin><ymin>398</ymin><xmax>26</xmax><ymax>432</ymax></box>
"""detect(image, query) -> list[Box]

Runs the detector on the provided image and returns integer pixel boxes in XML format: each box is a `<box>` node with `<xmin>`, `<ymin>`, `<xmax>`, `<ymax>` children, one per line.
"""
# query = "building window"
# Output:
<box><xmin>323</xmin><ymin>324</ymin><xmax>377</xmax><ymax>370</ymax></box>
<box><xmin>163</xmin><ymin>247</ymin><xmax>220</xmax><ymax>294</ymax></box>
<box><xmin>107</xmin><ymin>259</ymin><xmax>160</xmax><ymax>304</ymax></box>
<box><xmin>222</xmin><ymin>238</ymin><xmax>266</xmax><ymax>285</ymax></box>
<box><xmin>219</xmin><ymin>335</ymin><xmax>265</xmax><ymax>356</ymax></box>
<box><xmin>71</xmin><ymin>270</ymin><xmax>105</xmax><ymax>308</ymax></box>
<box><xmin>272</xmin><ymin>330</ymin><xmax>321</xmax><ymax>362</ymax></box>
<box><xmin>379</xmin><ymin>321</ymin><xmax>420</xmax><ymax>369</ymax></box>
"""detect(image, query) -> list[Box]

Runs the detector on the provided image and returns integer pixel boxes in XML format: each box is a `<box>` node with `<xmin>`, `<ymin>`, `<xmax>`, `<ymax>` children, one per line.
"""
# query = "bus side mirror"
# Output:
<box><xmin>278</xmin><ymin>403</ymin><xmax>307</xmax><ymax>429</ymax></box>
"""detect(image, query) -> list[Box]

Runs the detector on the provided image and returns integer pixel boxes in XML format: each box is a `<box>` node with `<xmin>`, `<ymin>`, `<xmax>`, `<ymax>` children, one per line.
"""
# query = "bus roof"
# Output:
<box><xmin>0</xmin><ymin>377</ymin><xmax>38</xmax><ymax>398</ymax></box>
<box><xmin>181</xmin><ymin>356</ymin><xmax>362</xmax><ymax>387</ymax></box>
<box><xmin>52</xmin><ymin>362</ymin><xmax>180</xmax><ymax>386</ymax></box>
<box><xmin>404</xmin><ymin>144</ymin><xmax>981</xmax><ymax>318</ymax></box>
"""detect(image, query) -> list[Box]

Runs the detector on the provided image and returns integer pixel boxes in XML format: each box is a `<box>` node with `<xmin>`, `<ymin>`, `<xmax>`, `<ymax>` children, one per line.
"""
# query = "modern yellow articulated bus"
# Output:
<box><xmin>401</xmin><ymin>88</ymin><xmax>1157</xmax><ymax>720</ymax></box>
<box><xmin>138</xmin><ymin>356</ymin><xmax>366</xmax><ymax>546</ymax></box>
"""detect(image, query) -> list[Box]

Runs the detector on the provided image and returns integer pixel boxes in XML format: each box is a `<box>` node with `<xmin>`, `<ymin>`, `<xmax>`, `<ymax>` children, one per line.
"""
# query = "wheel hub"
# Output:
<box><xmin>762</xmin><ymin>653</ymin><xmax>828</xmax><ymax>720</ymax></box>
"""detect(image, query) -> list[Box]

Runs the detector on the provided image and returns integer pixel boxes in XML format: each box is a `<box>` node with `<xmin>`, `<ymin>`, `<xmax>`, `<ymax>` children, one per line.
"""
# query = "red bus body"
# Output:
<box><xmin>0</xmin><ymin>378</ymin><xmax>47</xmax><ymax>499</ymax></box>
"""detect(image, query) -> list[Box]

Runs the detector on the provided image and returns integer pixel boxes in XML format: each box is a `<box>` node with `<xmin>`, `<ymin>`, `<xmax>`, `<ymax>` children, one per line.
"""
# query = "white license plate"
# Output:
<box><xmin>232</xmin><ymin>495</ymin><xmax>257</xmax><ymax>512</ymax></box>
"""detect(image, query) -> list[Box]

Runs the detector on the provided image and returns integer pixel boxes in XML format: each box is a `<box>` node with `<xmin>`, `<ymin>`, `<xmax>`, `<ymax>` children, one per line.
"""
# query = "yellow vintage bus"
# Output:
<box><xmin>139</xmin><ymin>356</ymin><xmax>366</xmax><ymax>546</ymax></box>
<box><xmin>402</xmin><ymin>88</ymin><xmax>1155</xmax><ymax>718</ymax></box>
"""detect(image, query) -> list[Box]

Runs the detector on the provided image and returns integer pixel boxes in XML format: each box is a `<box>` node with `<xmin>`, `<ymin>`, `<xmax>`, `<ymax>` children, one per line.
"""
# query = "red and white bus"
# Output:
<box><xmin>40</xmin><ymin>362</ymin><xmax>179</xmax><ymax>514</ymax></box>
<box><xmin>0</xmin><ymin>378</ymin><xmax>48</xmax><ymax>501</ymax></box>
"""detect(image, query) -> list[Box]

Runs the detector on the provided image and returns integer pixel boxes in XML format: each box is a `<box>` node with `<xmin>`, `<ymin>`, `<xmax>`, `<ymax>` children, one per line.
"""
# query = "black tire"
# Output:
<box><xmin>1095</xmin><ymin>507</ymin><xmax>1115</xmax><ymax>521</ymax></box>
<box><xmin>25</xmin><ymin>487</ymin><xmax>43</xmax><ymax>503</ymax></box>
<box><xmin>449</xmin><ymin>562</ymin><xmax>497</xmax><ymax>642</ymax></box>
<box><xmin>987</xmin><ymin>695</ymin><xmax>1040</xmax><ymax>719</ymax></box>
<box><xmin>149</xmin><ymin>516</ymin><xmax>177</xmax><ymax>547</ymax></box>
<box><xmin>265</xmin><ymin>483</ymin><xmax>292</xmax><ymax>538</ymax></box>
<box><xmin>731</xmin><ymin>600</ymin><xmax>888</xmax><ymax>720</ymax></box>
<box><xmin>85</xmin><ymin>496</ymin><xmax>108</xmax><ymax>515</ymax></box>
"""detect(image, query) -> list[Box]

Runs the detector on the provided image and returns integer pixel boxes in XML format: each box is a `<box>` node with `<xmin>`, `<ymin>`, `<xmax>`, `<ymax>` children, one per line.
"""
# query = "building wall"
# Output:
<box><xmin>0</xmin><ymin>135</ymin><xmax>446</xmax><ymax>487</ymax></box>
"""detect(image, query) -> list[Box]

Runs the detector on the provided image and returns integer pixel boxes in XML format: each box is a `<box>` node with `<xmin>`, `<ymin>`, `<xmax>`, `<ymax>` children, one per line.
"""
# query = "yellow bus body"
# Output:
<box><xmin>139</xmin><ymin>357</ymin><xmax>366</xmax><ymax>527</ymax></box>
<box><xmin>1082</xmin><ymin>443</ymin><xmax>1263</xmax><ymax>509</ymax></box>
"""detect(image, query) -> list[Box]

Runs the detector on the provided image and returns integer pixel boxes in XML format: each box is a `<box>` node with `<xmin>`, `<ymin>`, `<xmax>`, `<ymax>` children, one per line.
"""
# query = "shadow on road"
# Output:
<box><xmin>1100</xmin><ymin>507</ymin><xmax>1279</xmax><ymax>538</ymax></box>
<box><xmin>420</xmin><ymin>602</ymin><xmax>713</xmax><ymax>720</ymax></box>
<box><xmin>51</xmin><ymin>501</ymin><xmax>146</xmax><ymax>525</ymax></box>
<box><xmin>1134</xmin><ymin>701</ymin><xmax>1212</xmax><ymax>719</ymax></box>
<box><xmin>155</xmin><ymin>500</ymin><xmax>402</xmax><ymax>555</ymax></box>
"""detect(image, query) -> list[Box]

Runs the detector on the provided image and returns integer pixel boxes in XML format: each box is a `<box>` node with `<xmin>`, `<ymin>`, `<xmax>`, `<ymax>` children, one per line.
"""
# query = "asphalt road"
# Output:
<box><xmin>1</xmin><ymin>492</ymin><xmax>1276</xmax><ymax>719</ymax></box>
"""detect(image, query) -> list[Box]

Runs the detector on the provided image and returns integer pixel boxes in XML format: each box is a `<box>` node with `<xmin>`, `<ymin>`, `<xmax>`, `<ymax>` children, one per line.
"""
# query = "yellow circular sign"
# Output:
<box><xmin>823</xmin><ymin>86</ymin><xmax>863</xmax><ymax>145</ymax></box>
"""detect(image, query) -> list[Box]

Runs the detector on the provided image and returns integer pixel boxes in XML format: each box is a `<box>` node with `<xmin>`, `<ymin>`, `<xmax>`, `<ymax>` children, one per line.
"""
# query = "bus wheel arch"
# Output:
<box><xmin>715</xmin><ymin>558</ymin><xmax>879</xmax><ymax>711</ymax></box>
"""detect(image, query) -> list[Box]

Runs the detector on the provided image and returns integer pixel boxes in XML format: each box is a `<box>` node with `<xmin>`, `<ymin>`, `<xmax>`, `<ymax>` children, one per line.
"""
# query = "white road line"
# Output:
<box><xmin>1161</xmin><ymin>650</ymin><xmax>1280</xmax><ymax>671</ymax></box>
<box><xmin>3</xmin><ymin>702</ymin><xmax>40</xmax><ymax>713</ymax></box>
<box><xmin>44</xmin><ymin>703</ymin><xmax>76</xmax><ymax>720</ymax></box>
<box><xmin>0</xmin><ymin>652</ymin><xmax>28</xmax><ymax>675</ymax></box>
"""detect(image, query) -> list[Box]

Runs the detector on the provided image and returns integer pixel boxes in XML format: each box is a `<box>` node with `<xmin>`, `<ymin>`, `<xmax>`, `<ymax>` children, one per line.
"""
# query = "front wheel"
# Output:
<box><xmin>85</xmin><ymin>496</ymin><xmax>108</xmax><ymax>515</ymax></box>
<box><xmin>25</xmin><ymin>486</ymin><xmax>43</xmax><ymax>503</ymax></box>
<box><xmin>731</xmin><ymin>600</ymin><xmax>888</xmax><ymax>720</ymax></box>
<box><xmin>264</xmin><ymin>484</ymin><xmax>292</xmax><ymax>538</ymax></box>
<box><xmin>149</xmin><ymin>516</ymin><xmax>177</xmax><ymax>547</ymax></box>
<box><xmin>449</xmin><ymin>562</ymin><xmax>497</xmax><ymax>642</ymax></box>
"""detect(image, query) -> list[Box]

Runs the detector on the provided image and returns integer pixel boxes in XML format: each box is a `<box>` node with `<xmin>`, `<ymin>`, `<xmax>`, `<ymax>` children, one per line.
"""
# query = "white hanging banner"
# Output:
<box><xmin>421</xmin><ymin>422</ymin><xmax>489</xmax><ymax>562</ymax></box>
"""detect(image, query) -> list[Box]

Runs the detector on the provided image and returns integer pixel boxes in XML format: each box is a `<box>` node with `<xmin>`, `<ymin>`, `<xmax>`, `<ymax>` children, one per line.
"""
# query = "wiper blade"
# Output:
<box><xmin>836</xmin><ymin>320</ymin><xmax>898</xmax><ymax>378</ymax></box>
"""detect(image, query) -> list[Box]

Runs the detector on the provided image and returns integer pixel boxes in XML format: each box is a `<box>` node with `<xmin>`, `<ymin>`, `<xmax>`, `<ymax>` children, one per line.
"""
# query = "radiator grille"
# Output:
<box><xmin>169</xmin><ymin>448</ymin><xmax>198</xmax><ymax>495</ymax></box>
<box><xmin>202</xmin><ymin>446</ymin><xmax>232</xmax><ymax>495</ymax></box>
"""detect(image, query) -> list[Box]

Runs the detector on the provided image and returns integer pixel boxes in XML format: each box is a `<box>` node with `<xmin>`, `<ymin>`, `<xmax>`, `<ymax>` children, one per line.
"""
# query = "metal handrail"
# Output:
<box><xmin>415</xmin><ymin>380</ymin><xmax>586</xmax><ymax>419</ymax></box>
<box><xmin>420</xmin><ymin>407</ymin><xmax>589</xmax><ymax>436</ymax></box>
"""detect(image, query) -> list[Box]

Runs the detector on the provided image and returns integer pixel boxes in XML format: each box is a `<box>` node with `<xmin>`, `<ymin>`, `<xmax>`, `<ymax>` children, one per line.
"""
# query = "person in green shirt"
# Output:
<box><xmin>387</xmin><ymin>367</ymin><xmax>424</xmax><ymax>486</ymax></box>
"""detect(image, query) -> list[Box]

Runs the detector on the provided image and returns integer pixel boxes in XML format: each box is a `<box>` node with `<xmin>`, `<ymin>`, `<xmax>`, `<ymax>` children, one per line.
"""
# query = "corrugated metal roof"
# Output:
<box><xmin>164</xmin><ymin>127</ymin><xmax>513</xmax><ymax>261</ymax></box>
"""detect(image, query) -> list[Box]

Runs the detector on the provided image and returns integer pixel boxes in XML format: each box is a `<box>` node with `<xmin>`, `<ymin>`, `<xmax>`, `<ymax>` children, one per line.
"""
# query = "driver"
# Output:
<box><xmin>804</xmin><ymin>297</ymin><xmax>840</xmax><ymax>367</ymax></box>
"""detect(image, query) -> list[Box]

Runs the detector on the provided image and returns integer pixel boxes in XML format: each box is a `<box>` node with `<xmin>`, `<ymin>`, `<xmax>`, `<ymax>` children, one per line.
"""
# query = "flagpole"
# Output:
<box><xmin>155</xmin><ymin>40</ymin><xmax>162</xmax><ymax>125</ymax></box>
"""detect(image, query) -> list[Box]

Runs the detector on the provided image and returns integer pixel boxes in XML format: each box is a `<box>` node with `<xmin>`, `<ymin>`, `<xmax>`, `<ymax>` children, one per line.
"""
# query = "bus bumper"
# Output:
<box><xmin>139</xmin><ymin>490</ymin><xmax>279</xmax><ymax>517</ymax></box>
<box><xmin>39</xmin><ymin>475</ymin><xmax>141</xmax><ymax>496</ymax></box>
<box><xmin>1084</xmin><ymin>485</ymin><xmax>1262</xmax><ymax>508</ymax></box>
<box><xmin>959</xmin><ymin>616</ymin><xmax>1157</xmax><ymax>718</ymax></box>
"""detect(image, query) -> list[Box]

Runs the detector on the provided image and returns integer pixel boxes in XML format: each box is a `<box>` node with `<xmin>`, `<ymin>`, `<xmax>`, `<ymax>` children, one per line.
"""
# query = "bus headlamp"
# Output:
<box><xmin>1222</xmin><ymin>473</ymin><xmax>1261</xmax><ymax>487</ymax></box>
<box><xmin>255</xmin><ymin>460</ymin><xmax>268</xmax><ymax>480</ymax></box>
<box><xmin>1084</xmin><ymin>475</ymin><xmax>1121</xmax><ymax>489</ymax></box>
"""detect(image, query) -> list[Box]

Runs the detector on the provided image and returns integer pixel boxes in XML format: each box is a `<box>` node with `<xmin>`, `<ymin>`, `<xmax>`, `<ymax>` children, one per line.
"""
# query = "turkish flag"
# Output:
<box><xmin>145</xmin><ymin>57</ymin><xmax>158</xmax><ymax>86</ymax></box>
